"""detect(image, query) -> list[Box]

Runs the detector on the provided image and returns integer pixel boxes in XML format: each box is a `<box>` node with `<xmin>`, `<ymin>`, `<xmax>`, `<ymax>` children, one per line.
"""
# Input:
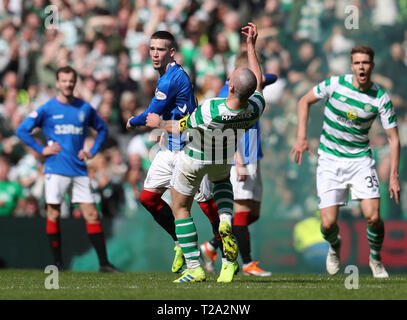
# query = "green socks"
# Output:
<box><xmin>320</xmin><ymin>221</ymin><xmax>385</xmax><ymax>261</ymax></box>
<box><xmin>320</xmin><ymin>223</ymin><xmax>340</xmax><ymax>249</ymax></box>
<box><xmin>213</xmin><ymin>181</ymin><xmax>234</xmax><ymax>221</ymax></box>
<box><xmin>367</xmin><ymin>222</ymin><xmax>385</xmax><ymax>261</ymax></box>
<box><xmin>175</xmin><ymin>217</ymin><xmax>200</xmax><ymax>269</ymax></box>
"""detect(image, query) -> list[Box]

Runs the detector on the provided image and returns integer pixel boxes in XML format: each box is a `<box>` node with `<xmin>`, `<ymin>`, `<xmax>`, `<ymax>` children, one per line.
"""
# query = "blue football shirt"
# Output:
<box><xmin>16</xmin><ymin>97</ymin><xmax>107</xmax><ymax>177</ymax></box>
<box><xmin>129</xmin><ymin>62</ymin><xmax>197</xmax><ymax>150</ymax></box>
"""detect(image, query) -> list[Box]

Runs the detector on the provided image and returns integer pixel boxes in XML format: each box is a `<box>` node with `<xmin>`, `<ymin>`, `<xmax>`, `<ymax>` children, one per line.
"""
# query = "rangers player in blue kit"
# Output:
<box><xmin>16</xmin><ymin>66</ymin><xmax>119</xmax><ymax>272</ymax></box>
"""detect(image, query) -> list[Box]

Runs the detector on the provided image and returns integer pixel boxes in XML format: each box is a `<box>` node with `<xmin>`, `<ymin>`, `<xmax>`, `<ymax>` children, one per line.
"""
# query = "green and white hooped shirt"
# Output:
<box><xmin>179</xmin><ymin>91</ymin><xmax>265</xmax><ymax>163</ymax></box>
<box><xmin>313</xmin><ymin>74</ymin><xmax>397</xmax><ymax>160</ymax></box>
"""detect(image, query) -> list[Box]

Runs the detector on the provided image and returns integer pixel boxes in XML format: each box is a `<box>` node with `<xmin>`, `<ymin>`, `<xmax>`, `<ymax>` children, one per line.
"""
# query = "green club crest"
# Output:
<box><xmin>364</xmin><ymin>104</ymin><xmax>373</xmax><ymax>112</ymax></box>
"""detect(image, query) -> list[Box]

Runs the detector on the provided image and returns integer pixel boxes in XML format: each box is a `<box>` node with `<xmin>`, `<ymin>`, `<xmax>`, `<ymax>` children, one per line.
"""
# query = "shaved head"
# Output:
<box><xmin>230</xmin><ymin>67</ymin><xmax>257</xmax><ymax>101</ymax></box>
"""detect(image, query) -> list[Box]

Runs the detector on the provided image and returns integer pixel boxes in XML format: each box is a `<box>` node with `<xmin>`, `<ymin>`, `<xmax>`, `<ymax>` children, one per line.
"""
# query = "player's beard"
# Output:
<box><xmin>61</xmin><ymin>87</ymin><xmax>75</xmax><ymax>101</ymax></box>
<box><xmin>65</xmin><ymin>85</ymin><xmax>74</xmax><ymax>94</ymax></box>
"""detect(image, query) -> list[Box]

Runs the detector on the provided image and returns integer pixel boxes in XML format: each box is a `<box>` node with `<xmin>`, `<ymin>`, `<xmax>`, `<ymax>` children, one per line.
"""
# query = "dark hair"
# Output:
<box><xmin>350</xmin><ymin>45</ymin><xmax>375</xmax><ymax>62</ymax></box>
<box><xmin>56</xmin><ymin>66</ymin><xmax>78</xmax><ymax>81</ymax></box>
<box><xmin>150</xmin><ymin>30</ymin><xmax>176</xmax><ymax>50</ymax></box>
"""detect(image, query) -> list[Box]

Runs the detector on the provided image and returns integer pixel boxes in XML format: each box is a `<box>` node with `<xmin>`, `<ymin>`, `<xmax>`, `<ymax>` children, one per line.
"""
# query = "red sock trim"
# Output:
<box><xmin>233</xmin><ymin>211</ymin><xmax>251</xmax><ymax>226</ymax></box>
<box><xmin>198</xmin><ymin>199</ymin><xmax>220</xmax><ymax>224</ymax></box>
<box><xmin>248</xmin><ymin>214</ymin><xmax>259</xmax><ymax>225</ymax></box>
<box><xmin>86</xmin><ymin>222</ymin><xmax>103</xmax><ymax>234</ymax></box>
<box><xmin>51</xmin><ymin>240</ymin><xmax>60</xmax><ymax>248</ymax></box>
<box><xmin>46</xmin><ymin>219</ymin><xmax>60</xmax><ymax>234</ymax></box>
<box><xmin>139</xmin><ymin>189</ymin><xmax>166</xmax><ymax>212</ymax></box>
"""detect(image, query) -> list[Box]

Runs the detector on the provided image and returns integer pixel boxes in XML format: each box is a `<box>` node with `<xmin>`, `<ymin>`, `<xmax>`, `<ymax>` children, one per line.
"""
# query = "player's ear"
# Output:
<box><xmin>170</xmin><ymin>47</ymin><xmax>175</xmax><ymax>58</ymax></box>
<box><xmin>229</xmin><ymin>82</ymin><xmax>235</xmax><ymax>94</ymax></box>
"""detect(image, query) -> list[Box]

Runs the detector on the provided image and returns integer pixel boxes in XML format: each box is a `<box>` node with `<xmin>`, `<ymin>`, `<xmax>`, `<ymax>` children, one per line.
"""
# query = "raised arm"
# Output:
<box><xmin>242</xmin><ymin>22</ymin><xmax>262</xmax><ymax>93</ymax></box>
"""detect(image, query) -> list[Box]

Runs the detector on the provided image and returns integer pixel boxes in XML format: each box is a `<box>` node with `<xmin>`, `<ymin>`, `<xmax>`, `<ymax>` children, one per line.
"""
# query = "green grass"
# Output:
<box><xmin>0</xmin><ymin>270</ymin><xmax>406</xmax><ymax>300</ymax></box>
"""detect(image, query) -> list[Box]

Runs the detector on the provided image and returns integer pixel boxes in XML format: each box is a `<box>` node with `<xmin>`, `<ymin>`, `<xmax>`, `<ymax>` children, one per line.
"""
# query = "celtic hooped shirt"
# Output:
<box><xmin>179</xmin><ymin>91</ymin><xmax>265</xmax><ymax>163</ymax></box>
<box><xmin>313</xmin><ymin>74</ymin><xmax>397</xmax><ymax>159</ymax></box>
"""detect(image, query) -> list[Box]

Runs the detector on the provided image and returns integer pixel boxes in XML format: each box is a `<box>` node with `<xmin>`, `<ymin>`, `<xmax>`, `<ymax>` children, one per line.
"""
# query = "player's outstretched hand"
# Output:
<box><xmin>290</xmin><ymin>138</ymin><xmax>312</xmax><ymax>165</ymax></box>
<box><xmin>42</xmin><ymin>142</ymin><xmax>61</xmax><ymax>156</ymax></box>
<box><xmin>78</xmin><ymin>149</ymin><xmax>93</xmax><ymax>162</ymax></box>
<box><xmin>241</xmin><ymin>22</ymin><xmax>258</xmax><ymax>46</ymax></box>
<box><xmin>146</xmin><ymin>113</ymin><xmax>161</xmax><ymax>128</ymax></box>
<box><xmin>126</xmin><ymin>116</ymin><xmax>134</xmax><ymax>130</ymax></box>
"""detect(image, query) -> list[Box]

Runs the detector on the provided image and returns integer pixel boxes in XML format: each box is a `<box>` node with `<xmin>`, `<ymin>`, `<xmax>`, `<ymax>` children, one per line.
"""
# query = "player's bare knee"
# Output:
<box><xmin>173</xmin><ymin>208</ymin><xmax>190</xmax><ymax>220</ymax></box>
<box><xmin>321</xmin><ymin>220</ymin><xmax>336</xmax><ymax>233</ymax></box>
<box><xmin>47</xmin><ymin>212</ymin><xmax>60</xmax><ymax>221</ymax></box>
<box><xmin>319</xmin><ymin>208</ymin><xmax>338</xmax><ymax>232</ymax></box>
<box><xmin>80</xmin><ymin>203</ymin><xmax>100</xmax><ymax>222</ymax></box>
<box><xmin>47</xmin><ymin>204</ymin><xmax>61</xmax><ymax>221</ymax></box>
<box><xmin>366</xmin><ymin>214</ymin><xmax>381</xmax><ymax>229</ymax></box>
<box><xmin>86</xmin><ymin>210</ymin><xmax>100</xmax><ymax>222</ymax></box>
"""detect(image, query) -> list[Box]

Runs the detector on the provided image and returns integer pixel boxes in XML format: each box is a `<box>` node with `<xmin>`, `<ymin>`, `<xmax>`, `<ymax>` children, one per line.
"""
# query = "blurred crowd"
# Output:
<box><xmin>0</xmin><ymin>0</ymin><xmax>406</xmax><ymax>220</ymax></box>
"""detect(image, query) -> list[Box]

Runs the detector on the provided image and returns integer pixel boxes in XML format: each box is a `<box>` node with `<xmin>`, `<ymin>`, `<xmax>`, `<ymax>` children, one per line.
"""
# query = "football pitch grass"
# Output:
<box><xmin>0</xmin><ymin>269</ymin><xmax>406</xmax><ymax>300</ymax></box>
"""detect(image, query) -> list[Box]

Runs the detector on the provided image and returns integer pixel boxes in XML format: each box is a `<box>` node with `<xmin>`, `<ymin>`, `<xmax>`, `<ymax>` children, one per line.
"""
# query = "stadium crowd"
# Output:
<box><xmin>0</xmin><ymin>0</ymin><xmax>407</xmax><ymax>221</ymax></box>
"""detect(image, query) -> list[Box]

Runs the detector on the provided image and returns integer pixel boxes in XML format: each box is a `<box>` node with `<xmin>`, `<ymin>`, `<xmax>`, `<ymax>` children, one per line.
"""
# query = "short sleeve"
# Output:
<box><xmin>313</xmin><ymin>77</ymin><xmax>336</xmax><ymax>100</ymax></box>
<box><xmin>378</xmin><ymin>93</ymin><xmax>397</xmax><ymax>130</ymax></box>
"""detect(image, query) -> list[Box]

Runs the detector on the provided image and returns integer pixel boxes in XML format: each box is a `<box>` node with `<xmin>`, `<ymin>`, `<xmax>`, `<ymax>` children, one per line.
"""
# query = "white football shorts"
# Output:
<box><xmin>144</xmin><ymin>149</ymin><xmax>213</xmax><ymax>201</ymax></box>
<box><xmin>171</xmin><ymin>151</ymin><xmax>231</xmax><ymax>197</ymax></box>
<box><xmin>230</xmin><ymin>161</ymin><xmax>262</xmax><ymax>202</ymax></box>
<box><xmin>45</xmin><ymin>174</ymin><xmax>95</xmax><ymax>204</ymax></box>
<box><xmin>316</xmin><ymin>155</ymin><xmax>381</xmax><ymax>209</ymax></box>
